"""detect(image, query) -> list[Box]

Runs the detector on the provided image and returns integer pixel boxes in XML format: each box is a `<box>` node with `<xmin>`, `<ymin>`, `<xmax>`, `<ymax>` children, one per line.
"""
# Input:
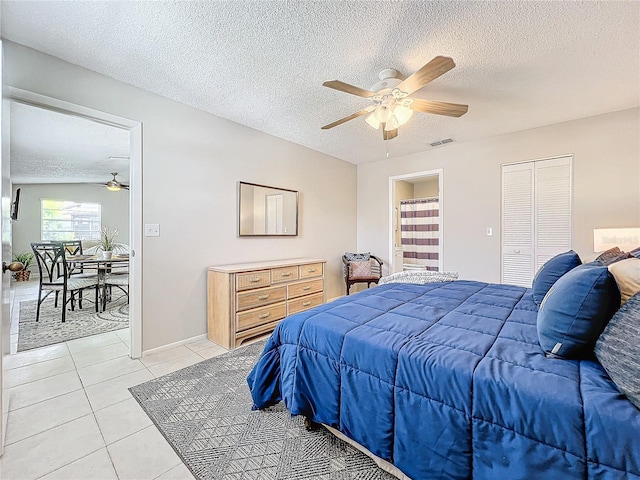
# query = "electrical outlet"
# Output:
<box><xmin>145</xmin><ymin>224</ymin><xmax>160</xmax><ymax>237</ymax></box>
<box><xmin>486</xmin><ymin>227</ymin><xmax>493</xmax><ymax>237</ymax></box>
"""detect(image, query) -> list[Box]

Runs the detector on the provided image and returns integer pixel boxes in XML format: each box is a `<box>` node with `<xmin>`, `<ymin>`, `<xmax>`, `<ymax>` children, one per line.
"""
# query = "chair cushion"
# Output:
<box><xmin>67</xmin><ymin>276</ymin><xmax>99</xmax><ymax>290</ymax></box>
<box><xmin>594</xmin><ymin>292</ymin><xmax>640</xmax><ymax>410</ymax></box>
<box><xmin>531</xmin><ymin>250</ymin><xmax>581</xmax><ymax>305</ymax></box>
<box><xmin>345</xmin><ymin>252</ymin><xmax>370</xmax><ymax>262</ymax></box>
<box><xmin>537</xmin><ymin>262</ymin><xmax>620</xmax><ymax>359</ymax></box>
<box><xmin>349</xmin><ymin>261</ymin><xmax>372</xmax><ymax>279</ymax></box>
<box><xmin>105</xmin><ymin>274</ymin><xmax>129</xmax><ymax>286</ymax></box>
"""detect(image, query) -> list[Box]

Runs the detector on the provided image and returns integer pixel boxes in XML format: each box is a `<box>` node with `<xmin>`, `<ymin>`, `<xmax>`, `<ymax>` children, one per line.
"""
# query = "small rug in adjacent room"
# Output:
<box><xmin>129</xmin><ymin>341</ymin><xmax>396</xmax><ymax>480</ymax></box>
<box><xmin>17</xmin><ymin>295</ymin><xmax>129</xmax><ymax>352</ymax></box>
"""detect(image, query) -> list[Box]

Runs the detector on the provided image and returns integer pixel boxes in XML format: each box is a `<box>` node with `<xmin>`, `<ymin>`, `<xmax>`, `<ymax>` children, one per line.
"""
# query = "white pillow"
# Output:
<box><xmin>608</xmin><ymin>258</ymin><xmax>640</xmax><ymax>305</ymax></box>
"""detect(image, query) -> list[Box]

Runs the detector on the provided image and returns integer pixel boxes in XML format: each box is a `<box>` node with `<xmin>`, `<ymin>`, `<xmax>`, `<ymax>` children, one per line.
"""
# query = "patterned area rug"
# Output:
<box><xmin>129</xmin><ymin>341</ymin><xmax>395</xmax><ymax>480</ymax></box>
<box><xmin>18</xmin><ymin>295</ymin><xmax>128</xmax><ymax>352</ymax></box>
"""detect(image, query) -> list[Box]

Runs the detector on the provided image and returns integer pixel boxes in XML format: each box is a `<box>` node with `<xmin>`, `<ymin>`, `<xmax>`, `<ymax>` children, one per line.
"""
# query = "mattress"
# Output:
<box><xmin>248</xmin><ymin>281</ymin><xmax>640</xmax><ymax>479</ymax></box>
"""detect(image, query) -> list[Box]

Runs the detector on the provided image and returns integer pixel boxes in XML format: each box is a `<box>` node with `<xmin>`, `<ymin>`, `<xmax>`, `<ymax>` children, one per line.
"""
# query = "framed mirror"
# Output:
<box><xmin>238</xmin><ymin>182</ymin><xmax>298</xmax><ymax>236</ymax></box>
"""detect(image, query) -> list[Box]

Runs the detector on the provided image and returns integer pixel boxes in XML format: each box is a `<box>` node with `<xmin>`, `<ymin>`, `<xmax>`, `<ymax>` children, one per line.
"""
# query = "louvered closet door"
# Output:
<box><xmin>501</xmin><ymin>156</ymin><xmax>572</xmax><ymax>287</ymax></box>
<box><xmin>534</xmin><ymin>158</ymin><xmax>572</xmax><ymax>271</ymax></box>
<box><xmin>502</xmin><ymin>163</ymin><xmax>535</xmax><ymax>287</ymax></box>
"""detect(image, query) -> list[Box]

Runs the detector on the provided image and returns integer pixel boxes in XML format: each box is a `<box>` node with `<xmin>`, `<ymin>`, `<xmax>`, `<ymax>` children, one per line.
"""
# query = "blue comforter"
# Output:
<box><xmin>247</xmin><ymin>281</ymin><xmax>640</xmax><ymax>479</ymax></box>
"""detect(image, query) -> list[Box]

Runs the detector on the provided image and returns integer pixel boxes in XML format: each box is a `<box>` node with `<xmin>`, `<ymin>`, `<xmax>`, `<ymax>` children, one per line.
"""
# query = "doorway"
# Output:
<box><xmin>5</xmin><ymin>88</ymin><xmax>142</xmax><ymax>359</ymax></box>
<box><xmin>389</xmin><ymin>169</ymin><xmax>443</xmax><ymax>274</ymax></box>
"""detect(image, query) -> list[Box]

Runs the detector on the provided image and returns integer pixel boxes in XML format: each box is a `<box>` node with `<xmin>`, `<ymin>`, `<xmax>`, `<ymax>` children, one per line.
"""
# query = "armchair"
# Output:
<box><xmin>342</xmin><ymin>253</ymin><xmax>383</xmax><ymax>295</ymax></box>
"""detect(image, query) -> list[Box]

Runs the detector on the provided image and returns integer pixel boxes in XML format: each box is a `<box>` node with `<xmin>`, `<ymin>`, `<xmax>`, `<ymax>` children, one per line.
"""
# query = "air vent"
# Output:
<box><xmin>429</xmin><ymin>138</ymin><xmax>454</xmax><ymax>147</ymax></box>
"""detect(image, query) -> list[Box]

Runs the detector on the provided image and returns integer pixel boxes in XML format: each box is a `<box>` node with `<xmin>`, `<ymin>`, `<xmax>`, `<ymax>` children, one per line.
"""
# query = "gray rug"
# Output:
<box><xmin>18</xmin><ymin>295</ymin><xmax>128</xmax><ymax>352</ymax></box>
<box><xmin>129</xmin><ymin>341</ymin><xmax>396</xmax><ymax>480</ymax></box>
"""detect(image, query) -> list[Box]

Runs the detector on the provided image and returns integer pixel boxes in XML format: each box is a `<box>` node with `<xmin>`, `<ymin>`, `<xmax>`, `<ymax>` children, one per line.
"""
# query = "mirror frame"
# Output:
<box><xmin>238</xmin><ymin>181</ymin><xmax>299</xmax><ymax>237</ymax></box>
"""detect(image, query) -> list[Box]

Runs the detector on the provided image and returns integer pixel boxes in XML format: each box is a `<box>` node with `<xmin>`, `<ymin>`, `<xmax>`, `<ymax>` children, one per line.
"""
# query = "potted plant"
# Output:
<box><xmin>12</xmin><ymin>251</ymin><xmax>34</xmax><ymax>281</ymax></box>
<box><xmin>98</xmin><ymin>226</ymin><xmax>119</xmax><ymax>260</ymax></box>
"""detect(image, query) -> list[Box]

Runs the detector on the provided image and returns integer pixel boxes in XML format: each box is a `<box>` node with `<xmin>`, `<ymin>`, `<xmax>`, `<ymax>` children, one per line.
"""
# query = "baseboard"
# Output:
<box><xmin>142</xmin><ymin>333</ymin><xmax>208</xmax><ymax>356</ymax></box>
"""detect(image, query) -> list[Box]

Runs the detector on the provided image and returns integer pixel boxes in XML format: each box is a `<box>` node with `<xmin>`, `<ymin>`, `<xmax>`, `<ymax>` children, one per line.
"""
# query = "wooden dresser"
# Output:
<box><xmin>207</xmin><ymin>258</ymin><xmax>326</xmax><ymax>349</ymax></box>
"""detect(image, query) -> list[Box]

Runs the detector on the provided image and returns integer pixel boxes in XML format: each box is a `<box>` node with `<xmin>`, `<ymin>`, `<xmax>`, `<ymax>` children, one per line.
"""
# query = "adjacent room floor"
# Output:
<box><xmin>1</xmin><ymin>281</ymin><xmax>227</xmax><ymax>479</ymax></box>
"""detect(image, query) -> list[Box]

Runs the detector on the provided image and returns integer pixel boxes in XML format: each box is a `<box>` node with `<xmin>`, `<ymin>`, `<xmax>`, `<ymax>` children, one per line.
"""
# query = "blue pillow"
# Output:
<box><xmin>537</xmin><ymin>263</ymin><xmax>620</xmax><ymax>359</ymax></box>
<box><xmin>531</xmin><ymin>250</ymin><xmax>581</xmax><ymax>305</ymax></box>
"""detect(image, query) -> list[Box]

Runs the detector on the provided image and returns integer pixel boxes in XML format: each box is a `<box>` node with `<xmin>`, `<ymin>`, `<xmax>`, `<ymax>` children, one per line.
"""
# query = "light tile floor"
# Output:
<box><xmin>1</xmin><ymin>281</ymin><xmax>228</xmax><ymax>479</ymax></box>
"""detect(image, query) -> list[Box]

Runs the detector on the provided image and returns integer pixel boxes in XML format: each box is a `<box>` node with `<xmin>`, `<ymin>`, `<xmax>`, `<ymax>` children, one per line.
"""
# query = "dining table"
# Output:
<box><xmin>66</xmin><ymin>253</ymin><xmax>129</xmax><ymax>311</ymax></box>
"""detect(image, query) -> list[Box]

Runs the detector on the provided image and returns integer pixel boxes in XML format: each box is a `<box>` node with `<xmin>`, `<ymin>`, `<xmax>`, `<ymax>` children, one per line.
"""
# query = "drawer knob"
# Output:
<box><xmin>308</xmin><ymin>268</ymin><xmax>316</xmax><ymax>273</ymax></box>
<box><xmin>281</xmin><ymin>272</ymin><xmax>291</xmax><ymax>277</ymax></box>
<box><xmin>258</xmin><ymin>312</ymin><xmax>271</xmax><ymax>319</ymax></box>
<box><xmin>302</xmin><ymin>286</ymin><xmax>311</xmax><ymax>291</ymax></box>
<box><xmin>258</xmin><ymin>294</ymin><xmax>270</xmax><ymax>300</ymax></box>
<box><xmin>249</xmin><ymin>278</ymin><xmax>261</xmax><ymax>283</ymax></box>
<box><xmin>302</xmin><ymin>301</ymin><xmax>311</xmax><ymax>306</ymax></box>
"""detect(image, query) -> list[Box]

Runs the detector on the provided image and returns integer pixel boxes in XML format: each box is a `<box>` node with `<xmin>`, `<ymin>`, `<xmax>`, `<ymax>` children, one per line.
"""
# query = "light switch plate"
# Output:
<box><xmin>145</xmin><ymin>224</ymin><xmax>160</xmax><ymax>237</ymax></box>
<box><xmin>486</xmin><ymin>227</ymin><xmax>493</xmax><ymax>237</ymax></box>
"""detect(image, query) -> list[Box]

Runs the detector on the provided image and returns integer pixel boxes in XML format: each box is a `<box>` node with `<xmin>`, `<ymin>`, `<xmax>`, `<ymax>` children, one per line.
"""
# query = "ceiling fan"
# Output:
<box><xmin>101</xmin><ymin>172</ymin><xmax>129</xmax><ymax>191</ymax></box>
<box><xmin>321</xmin><ymin>56</ymin><xmax>468</xmax><ymax>140</ymax></box>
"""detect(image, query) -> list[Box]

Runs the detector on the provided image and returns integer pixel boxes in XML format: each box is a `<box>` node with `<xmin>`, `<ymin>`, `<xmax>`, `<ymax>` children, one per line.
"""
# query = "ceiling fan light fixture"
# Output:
<box><xmin>374</xmin><ymin>103</ymin><xmax>393</xmax><ymax>123</ymax></box>
<box><xmin>365</xmin><ymin>112</ymin><xmax>381</xmax><ymax>130</ymax></box>
<box><xmin>105</xmin><ymin>172</ymin><xmax>123</xmax><ymax>191</ymax></box>
<box><xmin>393</xmin><ymin>104</ymin><xmax>414</xmax><ymax>126</ymax></box>
<box><xmin>384</xmin><ymin>115</ymin><xmax>400</xmax><ymax>131</ymax></box>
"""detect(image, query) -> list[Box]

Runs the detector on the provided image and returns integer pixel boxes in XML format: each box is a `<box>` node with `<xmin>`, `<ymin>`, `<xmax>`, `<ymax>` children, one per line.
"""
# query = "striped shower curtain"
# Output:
<box><xmin>401</xmin><ymin>198</ymin><xmax>439</xmax><ymax>271</ymax></box>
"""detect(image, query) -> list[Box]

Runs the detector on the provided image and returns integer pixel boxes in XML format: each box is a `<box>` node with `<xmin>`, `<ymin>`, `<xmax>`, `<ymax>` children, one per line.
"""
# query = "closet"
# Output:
<box><xmin>501</xmin><ymin>155</ymin><xmax>573</xmax><ymax>287</ymax></box>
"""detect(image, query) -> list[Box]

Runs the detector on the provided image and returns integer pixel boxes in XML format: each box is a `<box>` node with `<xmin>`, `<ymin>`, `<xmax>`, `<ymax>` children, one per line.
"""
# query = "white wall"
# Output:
<box><xmin>3</xmin><ymin>42</ymin><xmax>357</xmax><ymax>350</ymax></box>
<box><xmin>11</xmin><ymin>183</ymin><xmax>129</xmax><ymax>256</ymax></box>
<box><xmin>413</xmin><ymin>177</ymin><xmax>439</xmax><ymax>199</ymax></box>
<box><xmin>358</xmin><ymin>108</ymin><xmax>640</xmax><ymax>283</ymax></box>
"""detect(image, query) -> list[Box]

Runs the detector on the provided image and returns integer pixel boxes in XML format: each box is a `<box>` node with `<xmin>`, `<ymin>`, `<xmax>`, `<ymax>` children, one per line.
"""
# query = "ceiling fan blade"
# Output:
<box><xmin>382</xmin><ymin>127</ymin><xmax>398</xmax><ymax>141</ymax></box>
<box><xmin>321</xmin><ymin>107</ymin><xmax>375</xmax><ymax>130</ymax></box>
<box><xmin>410</xmin><ymin>98</ymin><xmax>468</xmax><ymax>117</ymax></box>
<box><xmin>322</xmin><ymin>80</ymin><xmax>376</xmax><ymax>98</ymax></box>
<box><xmin>397</xmin><ymin>56</ymin><xmax>456</xmax><ymax>95</ymax></box>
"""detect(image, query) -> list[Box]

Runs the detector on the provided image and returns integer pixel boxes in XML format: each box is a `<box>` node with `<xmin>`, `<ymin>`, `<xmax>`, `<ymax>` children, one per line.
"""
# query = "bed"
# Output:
<box><xmin>247</xmin><ymin>280</ymin><xmax>640</xmax><ymax>480</ymax></box>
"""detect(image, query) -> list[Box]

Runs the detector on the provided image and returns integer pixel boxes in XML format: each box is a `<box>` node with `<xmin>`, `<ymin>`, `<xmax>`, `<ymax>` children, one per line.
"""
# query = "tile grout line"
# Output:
<box><xmin>5</xmin><ymin>412</ymin><xmax>97</xmax><ymax>452</ymax></box>
<box><xmin>8</xmin><ymin>381</ymin><xmax>84</xmax><ymax>414</ymax></box>
<box><xmin>31</xmin><ymin>443</ymin><xmax>112</xmax><ymax>480</ymax></box>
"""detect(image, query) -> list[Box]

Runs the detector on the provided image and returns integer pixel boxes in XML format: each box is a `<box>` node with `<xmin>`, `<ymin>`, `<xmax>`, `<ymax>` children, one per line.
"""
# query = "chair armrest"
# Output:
<box><xmin>371</xmin><ymin>255</ymin><xmax>383</xmax><ymax>267</ymax></box>
<box><xmin>342</xmin><ymin>256</ymin><xmax>349</xmax><ymax>278</ymax></box>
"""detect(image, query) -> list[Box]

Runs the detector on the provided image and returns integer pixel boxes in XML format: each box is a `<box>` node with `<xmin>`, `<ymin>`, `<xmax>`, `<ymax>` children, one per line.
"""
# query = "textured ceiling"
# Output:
<box><xmin>2</xmin><ymin>1</ymin><xmax>639</xmax><ymax>165</ymax></box>
<box><xmin>10</xmin><ymin>102</ymin><xmax>130</xmax><ymax>184</ymax></box>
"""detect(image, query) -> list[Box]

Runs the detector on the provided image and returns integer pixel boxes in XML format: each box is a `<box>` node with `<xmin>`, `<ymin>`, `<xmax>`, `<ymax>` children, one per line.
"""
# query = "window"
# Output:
<box><xmin>41</xmin><ymin>199</ymin><xmax>102</xmax><ymax>241</ymax></box>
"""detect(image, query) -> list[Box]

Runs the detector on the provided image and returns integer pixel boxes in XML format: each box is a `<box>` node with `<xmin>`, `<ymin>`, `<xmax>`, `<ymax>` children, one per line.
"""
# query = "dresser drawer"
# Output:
<box><xmin>271</xmin><ymin>266</ymin><xmax>299</xmax><ymax>284</ymax></box>
<box><xmin>237</xmin><ymin>302</ymin><xmax>286</xmax><ymax>332</ymax></box>
<box><xmin>236</xmin><ymin>270</ymin><xmax>271</xmax><ymax>291</ymax></box>
<box><xmin>299</xmin><ymin>262</ymin><xmax>323</xmax><ymax>279</ymax></box>
<box><xmin>236</xmin><ymin>285</ymin><xmax>286</xmax><ymax>312</ymax></box>
<box><xmin>288</xmin><ymin>279</ymin><xmax>323</xmax><ymax>299</ymax></box>
<box><xmin>288</xmin><ymin>292</ymin><xmax>323</xmax><ymax>315</ymax></box>
<box><xmin>236</xmin><ymin>319</ymin><xmax>282</xmax><ymax>346</ymax></box>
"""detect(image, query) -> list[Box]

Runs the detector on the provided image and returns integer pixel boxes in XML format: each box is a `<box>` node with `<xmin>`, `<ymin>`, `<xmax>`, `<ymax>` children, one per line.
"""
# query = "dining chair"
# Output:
<box><xmin>30</xmin><ymin>242</ymin><xmax>100</xmax><ymax>322</ymax></box>
<box><xmin>102</xmin><ymin>272</ymin><xmax>129</xmax><ymax>311</ymax></box>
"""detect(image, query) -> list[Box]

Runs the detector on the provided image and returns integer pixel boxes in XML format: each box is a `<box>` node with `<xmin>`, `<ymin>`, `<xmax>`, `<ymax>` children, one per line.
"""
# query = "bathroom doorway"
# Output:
<box><xmin>389</xmin><ymin>169</ymin><xmax>443</xmax><ymax>274</ymax></box>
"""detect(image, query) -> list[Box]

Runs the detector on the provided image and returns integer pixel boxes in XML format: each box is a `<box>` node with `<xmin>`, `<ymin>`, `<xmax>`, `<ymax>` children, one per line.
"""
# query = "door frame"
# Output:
<box><xmin>388</xmin><ymin>169</ymin><xmax>444</xmax><ymax>273</ymax></box>
<box><xmin>6</xmin><ymin>87</ymin><xmax>143</xmax><ymax>358</ymax></box>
